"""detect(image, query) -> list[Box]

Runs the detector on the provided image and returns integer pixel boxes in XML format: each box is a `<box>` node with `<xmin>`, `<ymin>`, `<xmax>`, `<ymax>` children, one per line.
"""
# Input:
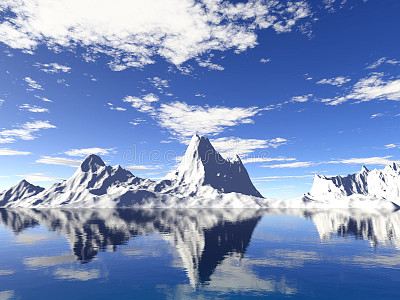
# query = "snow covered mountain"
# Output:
<box><xmin>160</xmin><ymin>134</ymin><xmax>262</xmax><ymax>198</ymax></box>
<box><xmin>7</xmin><ymin>154</ymin><xmax>156</xmax><ymax>207</ymax></box>
<box><xmin>0</xmin><ymin>135</ymin><xmax>264</xmax><ymax>208</ymax></box>
<box><xmin>0</xmin><ymin>180</ymin><xmax>44</xmax><ymax>207</ymax></box>
<box><xmin>309</xmin><ymin>163</ymin><xmax>400</xmax><ymax>205</ymax></box>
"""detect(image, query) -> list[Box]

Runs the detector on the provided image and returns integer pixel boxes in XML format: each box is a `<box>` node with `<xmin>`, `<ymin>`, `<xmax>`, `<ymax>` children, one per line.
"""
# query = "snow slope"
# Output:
<box><xmin>161</xmin><ymin>134</ymin><xmax>262</xmax><ymax>197</ymax></box>
<box><xmin>0</xmin><ymin>135</ymin><xmax>399</xmax><ymax>209</ymax></box>
<box><xmin>0</xmin><ymin>180</ymin><xmax>44</xmax><ymax>207</ymax></box>
<box><xmin>309</xmin><ymin>163</ymin><xmax>400</xmax><ymax>206</ymax></box>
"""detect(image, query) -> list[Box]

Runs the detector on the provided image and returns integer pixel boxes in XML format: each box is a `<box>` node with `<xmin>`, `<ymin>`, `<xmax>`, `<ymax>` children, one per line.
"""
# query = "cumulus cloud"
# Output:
<box><xmin>157</xmin><ymin>102</ymin><xmax>261</xmax><ymax>140</ymax></box>
<box><xmin>34</xmin><ymin>62</ymin><xmax>71</xmax><ymax>73</ymax></box>
<box><xmin>64</xmin><ymin>147</ymin><xmax>115</xmax><ymax>157</ymax></box>
<box><xmin>196</xmin><ymin>56</ymin><xmax>224</xmax><ymax>71</ymax></box>
<box><xmin>36</xmin><ymin>156</ymin><xmax>81</xmax><ymax>167</ymax></box>
<box><xmin>0</xmin><ymin>148</ymin><xmax>31</xmax><ymax>155</ymax></box>
<box><xmin>125</xmin><ymin>93</ymin><xmax>262</xmax><ymax>141</ymax></box>
<box><xmin>17</xmin><ymin>173</ymin><xmax>63</xmax><ymax>182</ymax></box>
<box><xmin>0</xmin><ymin>0</ymin><xmax>311</xmax><ymax>70</ymax></box>
<box><xmin>0</xmin><ymin>120</ymin><xmax>56</xmax><ymax>143</ymax></box>
<box><xmin>24</xmin><ymin>77</ymin><xmax>43</xmax><ymax>90</ymax></box>
<box><xmin>123</xmin><ymin>94</ymin><xmax>158</xmax><ymax>115</ymax></box>
<box><xmin>19</xmin><ymin>103</ymin><xmax>49</xmax><ymax>113</ymax></box>
<box><xmin>149</xmin><ymin>77</ymin><xmax>169</xmax><ymax>90</ymax></box>
<box><xmin>210</xmin><ymin>137</ymin><xmax>287</xmax><ymax>158</ymax></box>
<box><xmin>322</xmin><ymin>73</ymin><xmax>400</xmax><ymax>105</ymax></box>
<box><xmin>316</xmin><ymin>76</ymin><xmax>351</xmax><ymax>86</ymax></box>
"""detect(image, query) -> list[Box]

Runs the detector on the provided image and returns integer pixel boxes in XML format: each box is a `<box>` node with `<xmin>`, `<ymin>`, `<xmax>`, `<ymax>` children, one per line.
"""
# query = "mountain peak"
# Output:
<box><xmin>232</xmin><ymin>154</ymin><xmax>242</xmax><ymax>164</ymax></box>
<box><xmin>361</xmin><ymin>165</ymin><xmax>369</xmax><ymax>173</ymax></box>
<box><xmin>166</xmin><ymin>134</ymin><xmax>263</xmax><ymax>198</ymax></box>
<box><xmin>80</xmin><ymin>154</ymin><xmax>106</xmax><ymax>172</ymax></box>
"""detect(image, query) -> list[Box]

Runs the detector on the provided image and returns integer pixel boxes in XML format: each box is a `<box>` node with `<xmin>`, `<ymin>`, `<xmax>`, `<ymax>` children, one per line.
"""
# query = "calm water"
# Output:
<box><xmin>1</xmin><ymin>209</ymin><xmax>400</xmax><ymax>299</ymax></box>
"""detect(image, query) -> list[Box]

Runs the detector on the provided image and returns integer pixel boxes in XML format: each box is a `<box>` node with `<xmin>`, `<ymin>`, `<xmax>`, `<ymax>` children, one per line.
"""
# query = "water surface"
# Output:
<box><xmin>1</xmin><ymin>208</ymin><xmax>400</xmax><ymax>299</ymax></box>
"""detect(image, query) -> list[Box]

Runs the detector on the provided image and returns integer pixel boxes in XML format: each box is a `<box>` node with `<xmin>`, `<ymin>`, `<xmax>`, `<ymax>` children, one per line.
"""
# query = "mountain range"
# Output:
<box><xmin>0</xmin><ymin>134</ymin><xmax>399</xmax><ymax>208</ymax></box>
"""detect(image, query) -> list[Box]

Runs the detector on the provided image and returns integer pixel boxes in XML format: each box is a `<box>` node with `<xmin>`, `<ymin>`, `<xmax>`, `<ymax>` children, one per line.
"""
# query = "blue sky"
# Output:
<box><xmin>0</xmin><ymin>0</ymin><xmax>399</xmax><ymax>198</ymax></box>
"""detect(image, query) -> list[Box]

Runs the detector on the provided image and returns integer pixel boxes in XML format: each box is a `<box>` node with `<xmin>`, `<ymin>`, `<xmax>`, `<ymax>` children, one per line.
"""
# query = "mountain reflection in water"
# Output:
<box><xmin>1</xmin><ymin>208</ymin><xmax>400</xmax><ymax>297</ymax></box>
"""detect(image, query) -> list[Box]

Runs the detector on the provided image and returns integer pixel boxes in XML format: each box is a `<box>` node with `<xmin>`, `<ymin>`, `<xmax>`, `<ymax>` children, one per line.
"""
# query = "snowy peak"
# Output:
<box><xmin>165</xmin><ymin>134</ymin><xmax>262</xmax><ymax>198</ymax></box>
<box><xmin>309</xmin><ymin>162</ymin><xmax>400</xmax><ymax>205</ymax></box>
<box><xmin>0</xmin><ymin>180</ymin><xmax>44</xmax><ymax>206</ymax></box>
<box><xmin>385</xmin><ymin>162</ymin><xmax>400</xmax><ymax>173</ymax></box>
<box><xmin>80</xmin><ymin>154</ymin><xmax>106</xmax><ymax>172</ymax></box>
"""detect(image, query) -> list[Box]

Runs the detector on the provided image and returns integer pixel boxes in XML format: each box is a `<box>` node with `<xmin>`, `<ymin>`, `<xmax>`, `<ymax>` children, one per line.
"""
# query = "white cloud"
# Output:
<box><xmin>243</xmin><ymin>157</ymin><xmax>296</xmax><ymax>164</ymax></box>
<box><xmin>323</xmin><ymin>73</ymin><xmax>400</xmax><ymax>105</ymax></box>
<box><xmin>291</xmin><ymin>94</ymin><xmax>313</xmax><ymax>102</ymax></box>
<box><xmin>0</xmin><ymin>148</ymin><xmax>31</xmax><ymax>155</ymax></box>
<box><xmin>34</xmin><ymin>95</ymin><xmax>53</xmax><ymax>102</ymax></box>
<box><xmin>24</xmin><ymin>77</ymin><xmax>43</xmax><ymax>90</ymax></box>
<box><xmin>259</xmin><ymin>58</ymin><xmax>271</xmax><ymax>63</ymax></box>
<box><xmin>123</xmin><ymin>94</ymin><xmax>158</xmax><ymax>115</ymax></box>
<box><xmin>17</xmin><ymin>173</ymin><xmax>63</xmax><ymax>182</ymax></box>
<box><xmin>317</xmin><ymin>76</ymin><xmax>351</xmax><ymax>86</ymax></box>
<box><xmin>0</xmin><ymin>99</ymin><xmax>4</xmax><ymax>108</ymax></box>
<box><xmin>262</xmin><ymin>161</ymin><xmax>314</xmax><ymax>168</ymax></box>
<box><xmin>251</xmin><ymin>174</ymin><xmax>315</xmax><ymax>181</ymax></box>
<box><xmin>36</xmin><ymin>156</ymin><xmax>81</xmax><ymax>167</ymax></box>
<box><xmin>19</xmin><ymin>103</ymin><xmax>49</xmax><ymax>113</ymax></box>
<box><xmin>0</xmin><ymin>120</ymin><xmax>56</xmax><ymax>143</ymax></box>
<box><xmin>194</xmin><ymin>93</ymin><xmax>206</xmax><ymax>98</ymax></box>
<box><xmin>366</xmin><ymin>57</ymin><xmax>400</xmax><ymax>69</ymax></box>
<box><xmin>157</xmin><ymin>102</ymin><xmax>261</xmax><ymax>141</ymax></box>
<box><xmin>64</xmin><ymin>147</ymin><xmax>115</xmax><ymax>157</ymax></box>
<box><xmin>107</xmin><ymin>103</ymin><xmax>126</xmax><ymax>111</ymax></box>
<box><xmin>385</xmin><ymin>143</ymin><xmax>400</xmax><ymax>149</ymax></box>
<box><xmin>325</xmin><ymin>156</ymin><xmax>394</xmax><ymax>166</ymax></box>
<box><xmin>129</xmin><ymin>118</ymin><xmax>146</xmax><ymax>126</ymax></box>
<box><xmin>370</xmin><ymin>113</ymin><xmax>384</xmax><ymax>119</ymax></box>
<box><xmin>210</xmin><ymin>137</ymin><xmax>287</xmax><ymax>158</ymax></box>
<box><xmin>125</xmin><ymin>94</ymin><xmax>270</xmax><ymax>142</ymax></box>
<box><xmin>0</xmin><ymin>0</ymin><xmax>311</xmax><ymax>70</ymax></box>
<box><xmin>149</xmin><ymin>77</ymin><xmax>169</xmax><ymax>90</ymax></box>
<box><xmin>34</xmin><ymin>62</ymin><xmax>71</xmax><ymax>73</ymax></box>
<box><xmin>125</xmin><ymin>165</ymin><xmax>157</xmax><ymax>171</ymax></box>
<box><xmin>56</xmin><ymin>78</ymin><xmax>69</xmax><ymax>87</ymax></box>
<box><xmin>196</xmin><ymin>57</ymin><xmax>224</xmax><ymax>71</ymax></box>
